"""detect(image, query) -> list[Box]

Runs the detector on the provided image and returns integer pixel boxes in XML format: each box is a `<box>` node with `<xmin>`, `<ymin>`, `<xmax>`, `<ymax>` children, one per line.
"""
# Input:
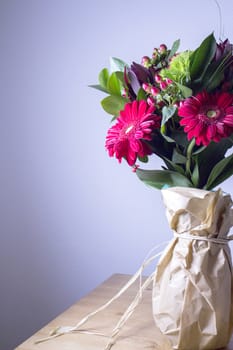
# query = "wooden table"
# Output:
<box><xmin>15</xmin><ymin>273</ymin><xmax>233</xmax><ymax>350</ymax></box>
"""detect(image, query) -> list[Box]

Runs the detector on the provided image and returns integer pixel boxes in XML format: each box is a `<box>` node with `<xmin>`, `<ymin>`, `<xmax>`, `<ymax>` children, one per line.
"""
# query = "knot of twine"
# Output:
<box><xmin>173</xmin><ymin>232</ymin><xmax>233</xmax><ymax>244</ymax></box>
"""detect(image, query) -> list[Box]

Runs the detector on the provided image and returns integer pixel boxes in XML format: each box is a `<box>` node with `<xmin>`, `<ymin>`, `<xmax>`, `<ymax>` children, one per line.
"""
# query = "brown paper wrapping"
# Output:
<box><xmin>153</xmin><ymin>187</ymin><xmax>233</xmax><ymax>350</ymax></box>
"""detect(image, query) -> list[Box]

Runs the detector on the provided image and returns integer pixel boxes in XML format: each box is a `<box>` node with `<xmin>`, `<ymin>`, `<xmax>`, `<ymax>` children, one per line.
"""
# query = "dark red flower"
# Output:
<box><xmin>178</xmin><ymin>91</ymin><xmax>233</xmax><ymax>146</ymax></box>
<box><xmin>105</xmin><ymin>100</ymin><xmax>161</xmax><ymax>166</ymax></box>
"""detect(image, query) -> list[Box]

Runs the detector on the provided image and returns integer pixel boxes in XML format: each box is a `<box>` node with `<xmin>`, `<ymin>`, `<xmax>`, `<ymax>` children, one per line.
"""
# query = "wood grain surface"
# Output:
<box><xmin>15</xmin><ymin>273</ymin><xmax>233</xmax><ymax>350</ymax></box>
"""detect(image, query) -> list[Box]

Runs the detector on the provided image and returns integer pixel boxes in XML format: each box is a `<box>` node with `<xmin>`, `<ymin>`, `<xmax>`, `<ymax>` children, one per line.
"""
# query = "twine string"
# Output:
<box><xmin>104</xmin><ymin>271</ymin><xmax>155</xmax><ymax>350</ymax></box>
<box><xmin>35</xmin><ymin>241</ymin><xmax>168</xmax><ymax>345</ymax></box>
<box><xmin>35</xmin><ymin>233</ymin><xmax>233</xmax><ymax>348</ymax></box>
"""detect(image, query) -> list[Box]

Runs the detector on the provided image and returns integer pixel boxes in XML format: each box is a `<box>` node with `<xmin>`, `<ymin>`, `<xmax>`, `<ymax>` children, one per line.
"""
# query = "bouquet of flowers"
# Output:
<box><xmin>88</xmin><ymin>33</ymin><xmax>233</xmax><ymax>350</ymax></box>
<box><xmin>91</xmin><ymin>33</ymin><xmax>233</xmax><ymax>190</ymax></box>
<box><xmin>35</xmin><ymin>33</ymin><xmax>233</xmax><ymax>350</ymax></box>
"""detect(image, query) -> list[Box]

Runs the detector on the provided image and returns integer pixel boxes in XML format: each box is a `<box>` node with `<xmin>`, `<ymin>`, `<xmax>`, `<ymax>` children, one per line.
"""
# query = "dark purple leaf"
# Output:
<box><xmin>128</xmin><ymin>69</ymin><xmax>141</xmax><ymax>95</ymax></box>
<box><xmin>131</xmin><ymin>62</ymin><xmax>152</xmax><ymax>83</ymax></box>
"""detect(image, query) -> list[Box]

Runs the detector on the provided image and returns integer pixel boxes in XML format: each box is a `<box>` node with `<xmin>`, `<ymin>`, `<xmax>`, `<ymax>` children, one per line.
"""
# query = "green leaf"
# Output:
<box><xmin>170</xmin><ymin>130</ymin><xmax>189</xmax><ymax>148</ymax></box>
<box><xmin>192</xmin><ymin>145</ymin><xmax>206</xmax><ymax>155</ymax></box>
<box><xmin>160</xmin><ymin>130</ymin><xmax>176</xmax><ymax>143</ymax></box>
<box><xmin>175</xmin><ymin>83</ymin><xmax>192</xmax><ymax>98</ymax></box>
<box><xmin>110</xmin><ymin>57</ymin><xmax>128</xmax><ymax>72</ymax></box>
<box><xmin>107</xmin><ymin>72</ymin><xmax>122</xmax><ymax>96</ymax></box>
<box><xmin>101</xmin><ymin>95</ymin><xmax>126</xmax><ymax>116</ymax></box>
<box><xmin>191</xmin><ymin>162</ymin><xmax>199</xmax><ymax>187</ymax></box>
<box><xmin>136</xmin><ymin>168</ymin><xmax>193</xmax><ymax>189</ymax></box>
<box><xmin>194</xmin><ymin>137</ymin><xmax>233</xmax><ymax>187</ymax></box>
<box><xmin>88</xmin><ymin>84</ymin><xmax>108</xmax><ymax>93</ymax></box>
<box><xmin>204</xmin><ymin>153</ymin><xmax>233</xmax><ymax>190</ymax></box>
<box><xmin>172</xmin><ymin>149</ymin><xmax>187</xmax><ymax>164</ymax></box>
<box><xmin>115</xmin><ymin>71</ymin><xmax>125</xmax><ymax>83</ymax></box>
<box><xmin>202</xmin><ymin>51</ymin><xmax>233</xmax><ymax>92</ymax></box>
<box><xmin>162</xmin><ymin>156</ymin><xmax>185</xmax><ymax>175</ymax></box>
<box><xmin>168</xmin><ymin>39</ymin><xmax>180</xmax><ymax>59</ymax></box>
<box><xmin>99</xmin><ymin>68</ymin><xmax>109</xmax><ymax>90</ymax></box>
<box><xmin>161</xmin><ymin>105</ymin><xmax>177</xmax><ymax>126</ymax></box>
<box><xmin>148</xmin><ymin>131</ymin><xmax>174</xmax><ymax>159</ymax></box>
<box><xmin>136</xmin><ymin>87</ymin><xmax>147</xmax><ymax>101</ymax></box>
<box><xmin>190</xmin><ymin>33</ymin><xmax>216</xmax><ymax>80</ymax></box>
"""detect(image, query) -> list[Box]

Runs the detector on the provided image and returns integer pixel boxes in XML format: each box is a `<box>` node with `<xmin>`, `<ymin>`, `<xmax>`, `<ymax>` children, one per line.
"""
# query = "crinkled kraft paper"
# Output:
<box><xmin>153</xmin><ymin>187</ymin><xmax>233</xmax><ymax>350</ymax></box>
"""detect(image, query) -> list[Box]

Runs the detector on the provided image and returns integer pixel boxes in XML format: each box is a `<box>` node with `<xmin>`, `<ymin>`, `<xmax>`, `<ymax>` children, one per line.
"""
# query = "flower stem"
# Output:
<box><xmin>186</xmin><ymin>138</ymin><xmax>196</xmax><ymax>177</ymax></box>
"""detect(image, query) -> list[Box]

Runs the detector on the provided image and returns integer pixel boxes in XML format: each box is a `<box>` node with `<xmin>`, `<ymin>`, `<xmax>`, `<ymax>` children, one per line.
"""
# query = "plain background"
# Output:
<box><xmin>1</xmin><ymin>0</ymin><xmax>233</xmax><ymax>349</ymax></box>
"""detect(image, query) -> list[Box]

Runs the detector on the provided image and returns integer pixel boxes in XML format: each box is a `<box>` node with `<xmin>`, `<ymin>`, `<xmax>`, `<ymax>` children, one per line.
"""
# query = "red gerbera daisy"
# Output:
<box><xmin>178</xmin><ymin>90</ymin><xmax>233</xmax><ymax>146</ymax></box>
<box><xmin>105</xmin><ymin>100</ymin><xmax>161</xmax><ymax>166</ymax></box>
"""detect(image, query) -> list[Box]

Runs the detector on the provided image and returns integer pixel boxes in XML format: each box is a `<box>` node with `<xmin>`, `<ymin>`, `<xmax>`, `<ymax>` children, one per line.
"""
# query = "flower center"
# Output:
<box><xmin>125</xmin><ymin>124</ymin><xmax>134</xmax><ymax>134</ymax></box>
<box><xmin>206</xmin><ymin>109</ymin><xmax>218</xmax><ymax>118</ymax></box>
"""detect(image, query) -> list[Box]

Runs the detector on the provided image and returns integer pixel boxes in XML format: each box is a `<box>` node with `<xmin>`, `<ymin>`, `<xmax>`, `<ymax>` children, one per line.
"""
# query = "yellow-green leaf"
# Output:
<box><xmin>101</xmin><ymin>95</ymin><xmax>126</xmax><ymax>116</ymax></box>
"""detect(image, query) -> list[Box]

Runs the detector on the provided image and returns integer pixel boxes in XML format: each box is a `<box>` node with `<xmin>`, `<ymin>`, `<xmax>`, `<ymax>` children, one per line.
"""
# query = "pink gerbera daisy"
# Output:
<box><xmin>178</xmin><ymin>90</ymin><xmax>233</xmax><ymax>146</ymax></box>
<box><xmin>105</xmin><ymin>100</ymin><xmax>161</xmax><ymax>166</ymax></box>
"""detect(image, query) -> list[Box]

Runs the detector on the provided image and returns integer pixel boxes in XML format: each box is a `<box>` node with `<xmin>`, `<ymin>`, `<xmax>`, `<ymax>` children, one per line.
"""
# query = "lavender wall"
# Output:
<box><xmin>1</xmin><ymin>1</ymin><xmax>233</xmax><ymax>349</ymax></box>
